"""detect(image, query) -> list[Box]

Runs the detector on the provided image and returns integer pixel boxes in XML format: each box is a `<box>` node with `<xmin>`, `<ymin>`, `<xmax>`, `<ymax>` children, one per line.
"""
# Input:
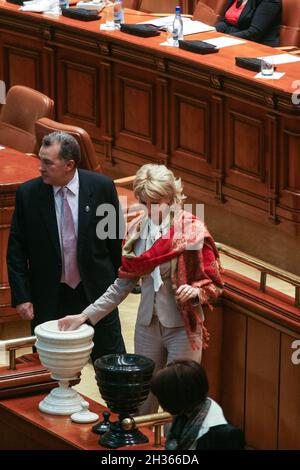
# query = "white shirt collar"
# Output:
<box><xmin>53</xmin><ymin>169</ymin><xmax>79</xmax><ymax>196</ymax></box>
<box><xmin>196</xmin><ymin>399</ymin><xmax>227</xmax><ymax>440</ymax></box>
<box><xmin>148</xmin><ymin>213</ymin><xmax>171</xmax><ymax>242</ymax></box>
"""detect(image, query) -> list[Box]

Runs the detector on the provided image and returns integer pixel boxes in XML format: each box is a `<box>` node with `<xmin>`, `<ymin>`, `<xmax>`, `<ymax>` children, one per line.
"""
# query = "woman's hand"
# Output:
<box><xmin>175</xmin><ymin>284</ymin><xmax>199</xmax><ymax>304</ymax></box>
<box><xmin>58</xmin><ymin>312</ymin><xmax>88</xmax><ymax>331</ymax></box>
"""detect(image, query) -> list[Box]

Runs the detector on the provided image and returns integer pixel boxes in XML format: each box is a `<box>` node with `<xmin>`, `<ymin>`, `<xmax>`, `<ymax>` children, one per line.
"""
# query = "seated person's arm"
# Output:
<box><xmin>215</xmin><ymin>19</ymin><xmax>229</xmax><ymax>33</ymax></box>
<box><xmin>229</xmin><ymin>0</ymin><xmax>281</xmax><ymax>42</ymax></box>
<box><xmin>58</xmin><ymin>277</ymin><xmax>138</xmax><ymax>330</ymax></box>
<box><xmin>196</xmin><ymin>424</ymin><xmax>245</xmax><ymax>450</ymax></box>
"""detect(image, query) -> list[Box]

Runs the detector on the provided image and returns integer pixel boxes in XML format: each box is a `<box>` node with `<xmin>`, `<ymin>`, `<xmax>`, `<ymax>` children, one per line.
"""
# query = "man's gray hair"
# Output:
<box><xmin>42</xmin><ymin>131</ymin><xmax>81</xmax><ymax>166</ymax></box>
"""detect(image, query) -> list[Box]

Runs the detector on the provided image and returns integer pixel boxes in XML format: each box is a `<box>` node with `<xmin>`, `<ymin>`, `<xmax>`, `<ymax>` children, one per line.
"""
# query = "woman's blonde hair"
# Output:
<box><xmin>133</xmin><ymin>164</ymin><xmax>186</xmax><ymax>205</ymax></box>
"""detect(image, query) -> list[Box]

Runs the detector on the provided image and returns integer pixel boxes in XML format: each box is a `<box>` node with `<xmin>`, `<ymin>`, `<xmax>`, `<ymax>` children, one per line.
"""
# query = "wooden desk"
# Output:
<box><xmin>0</xmin><ymin>5</ymin><xmax>300</xmax><ymax>271</ymax></box>
<box><xmin>0</xmin><ymin>392</ymin><xmax>159</xmax><ymax>450</ymax></box>
<box><xmin>0</xmin><ymin>147</ymin><xmax>40</xmax><ymax>338</ymax></box>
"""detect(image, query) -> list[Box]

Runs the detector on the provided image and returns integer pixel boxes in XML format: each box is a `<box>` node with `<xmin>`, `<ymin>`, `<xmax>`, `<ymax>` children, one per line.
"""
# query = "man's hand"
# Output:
<box><xmin>175</xmin><ymin>284</ymin><xmax>199</xmax><ymax>304</ymax></box>
<box><xmin>16</xmin><ymin>302</ymin><xmax>34</xmax><ymax>320</ymax></box>
<box><xmin>58</xmin><ymin>312</ymin><xmax>88</xmax><ymax>331</ymax></box>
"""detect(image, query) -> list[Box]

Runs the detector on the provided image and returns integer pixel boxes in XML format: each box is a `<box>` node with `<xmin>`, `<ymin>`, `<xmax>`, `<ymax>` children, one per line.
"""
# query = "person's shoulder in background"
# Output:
<box><xmin>196</xmin><ymin>423</ymin><xmax>245</xmax><ymax>450</ymax></box>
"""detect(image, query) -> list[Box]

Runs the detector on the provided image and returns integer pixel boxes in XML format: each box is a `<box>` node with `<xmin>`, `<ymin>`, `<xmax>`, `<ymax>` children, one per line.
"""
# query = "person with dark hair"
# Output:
<box><xmin>42</xmin><ymin>131</ymin><xmax>82</xmax><ymax>166</ymax></box>
<box><xmin>151</xmin><ymin>360</ymin><xmax>245</xmax><ymax>450</ymax></box>
<box><xmin>215</xmin><ymin>0</ymin><xmax>282</xmax><ymax>47</ymax></box>
<box><xmin>7</xmin><ymin>131</ymin><xmax>125</xmax><ymax>362</ymax></box>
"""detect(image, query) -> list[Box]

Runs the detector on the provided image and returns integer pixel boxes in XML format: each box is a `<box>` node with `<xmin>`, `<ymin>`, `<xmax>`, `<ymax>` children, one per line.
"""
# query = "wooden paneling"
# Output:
<box><xmin>55</xmin><ymin>50</ymin><xmax>101</xmax><ymax>139</ymax></box>
<box><xmin>176</xmin><ymin>95</ymin><xmax>207</xmax><ymax>156</ymax></box>
<box><xmin>229</xmin><ymin>112</ymin><xmax>263</xmax><ymax>177</ymax></box>
<box><xmin>224</xmin><ymin>99</ymin><xmax>268</xmax><ymax>196</ymax></box>
<box><xmin>122</xmin><ymin>79</ymin><xmax>152</xmax><ymax>138</ymax></box>
<box><xmin>278</xmin><ymin>333</ymin><xmax>300</xmax><ymax>449</ymax></box>
<box><xmin>0</xmin><ymin>22</ymin><xmax>45</xmax><ymax>91</ymax></box>
<box><xmin>220</xmin><ymin>306</ymin><xmax>246</xmax><ymax>429</ymax></box>
<box><xmin>0</xmin><ymin>393</ymin><xmax>158</xmax><ymax>450</ymax></box>
<box><xmin>216</xmin><ymin>270</ymin><xmax>300</xmax><ymax>449</ymax></box>
<box><xmin>286</xmin><ymin>132</ymin><xmax>300</xmax><ymax>192</ymax></box>
<box><xmin>62</xmin><ymin>63</ymin><xmax>99</xmax><ymax>124</ymax></box>
<box><xmin>114</xmin><ymin>64</ymin><xmax>157</xmax><ymax>158</ymax></box>
<box><xmin>139</xmin><ymin>0</ymin><xmax>186</xmax><ymax>13</ymax></box>
<box><xmin>0</xmin><ymin>149</ymin><xmax>40</xmax><ymax>330</ymax></box>
<box><xmin>201</xmin><ymin>303</ymin><xmax>223</xmax><ymax>403</ymax></box>
<box><xmin>2</xmin><ymin>44</ymin><xmax>41</xmax><ymax>90</ymax></box>
<box><xmin>281</xmin><ymin>129</ymin><xmax>300</xmax><ymax>198</ymax></box>
<box><xmin>170</xmin><ymin>81</ymin><xmax>212</xmax><ymax>177</ymax></box>
<box><xmin>0</xmin><ymin>6</ymin><xmax>300</xmax><ymax>251</ymax></box>
<box><xmin>245</xmin><ymin>318</ymin><xmax>280</xmax><ymax>449</ymax></box>
<box><xmin>0</xmin><ymin>320</ymin><xmax>30</xmax><ymax>342</ymax></box>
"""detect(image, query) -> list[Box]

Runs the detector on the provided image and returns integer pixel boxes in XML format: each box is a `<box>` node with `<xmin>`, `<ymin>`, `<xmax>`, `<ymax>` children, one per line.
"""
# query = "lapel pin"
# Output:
<box><xmin>85</xmin><ymin>205</ymin><xmax>90</xmax><ymax>213</ymax></box>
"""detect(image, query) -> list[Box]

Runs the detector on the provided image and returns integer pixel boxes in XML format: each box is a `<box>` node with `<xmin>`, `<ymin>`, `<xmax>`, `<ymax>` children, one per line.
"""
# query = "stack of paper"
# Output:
<box><xmin>204</xmin><ymin>37</ymin><xmax>246</xmax><ymax>48</ymax></box>
<box><xmin>20</xmin><ymin>0</ymin><xmax>58</xmax><ymax>12</ymax></box>
<box><xmin>77</xmin><ymin>1</ymin><xmax>105</xmax><ymax>11</ymax></box>
<box><xmin>182</xmin><ymin>20</ymin><xmax>215</xmax><ymax>36</ymax></box>
<box><xmin>257</xmin><ymin>53</ymin><xmax>300</xmax><ymax>65</ymax></box>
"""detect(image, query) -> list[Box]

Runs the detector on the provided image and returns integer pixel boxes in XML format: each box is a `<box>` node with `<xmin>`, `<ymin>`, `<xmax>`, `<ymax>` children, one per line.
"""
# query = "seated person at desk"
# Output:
<box><xmin>215</xmin><ymin>0</ymin><xmax>282</xmax><ymax>47</ymax></box>
<box><xmin>151</xmin><ymin>360</ymin><xmax>245</xmax><ymax>450</ymax></box>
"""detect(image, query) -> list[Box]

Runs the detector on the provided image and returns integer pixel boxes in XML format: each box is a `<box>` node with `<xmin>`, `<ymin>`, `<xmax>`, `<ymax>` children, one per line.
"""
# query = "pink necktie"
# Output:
<box><xmin>60</xmin><ymin>186</ymin><xmax>81</xmax><ymax>289</ymax></box>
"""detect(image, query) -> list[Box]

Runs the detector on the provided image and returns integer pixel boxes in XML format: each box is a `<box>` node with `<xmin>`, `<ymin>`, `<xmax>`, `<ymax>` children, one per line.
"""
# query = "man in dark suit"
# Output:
<box><xmin>7</xmin><ymin>131</ymin><xmax>125</xmax><ymax>362</ymax></box>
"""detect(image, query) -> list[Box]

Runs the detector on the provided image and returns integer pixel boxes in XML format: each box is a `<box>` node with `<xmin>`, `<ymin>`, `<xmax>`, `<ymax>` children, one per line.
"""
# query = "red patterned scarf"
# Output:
<box><xmin>119</xmin><ymin>209</ymin><xmax>223</xmax><ymax>349</ymax></box>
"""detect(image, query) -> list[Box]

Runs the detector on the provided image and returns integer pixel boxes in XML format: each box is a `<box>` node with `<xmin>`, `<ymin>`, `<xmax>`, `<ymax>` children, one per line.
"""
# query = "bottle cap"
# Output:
<box><xmin>175</xmin><ymin>6</ymin><xmax>181</xmax><ymax>13</ymax></box>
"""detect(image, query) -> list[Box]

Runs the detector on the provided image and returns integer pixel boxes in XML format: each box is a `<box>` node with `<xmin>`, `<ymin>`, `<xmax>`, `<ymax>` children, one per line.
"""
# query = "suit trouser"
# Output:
<box><xmin>33</xmin><ymin>283</ymin><xmax>125</xmax><ymax>363</ymax></box>
<box><xmin>134</xmin><ymin>315</ymin><xmax>202</xmax><ymax>416</ymax></box>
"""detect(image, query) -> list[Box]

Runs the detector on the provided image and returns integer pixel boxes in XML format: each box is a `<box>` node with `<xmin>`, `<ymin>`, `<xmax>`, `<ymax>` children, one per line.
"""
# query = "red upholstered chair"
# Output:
<box><xmin>35</xmin><ymin>117</ymin><xmax>102</xmax><ymax>174</ymax></box>
<box><xmin>35</xmin><ymin>118</ymin><xmax>138</xmax><ymax>221</ymax></box>
<box><xmin>193</xmin><ymin>0</ymin><xmax>227</xmax><ymax>25</ymax></box>
<box><xmin>0</xmin><ymin>86</ymin><xmax>54</xmax><ymax>154</ymax></box>
<box><xmin>135</xmin><ymin>1</ymin><xmax>193</xmax><ymax>14</ymax></box>
<box><xmin>279</xmin><ymin>0</ymin><xmax>300</xmax><ymax>48</ymax></box>
<box><xmin>123</xmin><ymin>0</ymin><xmax>142</xmax><ymax>8</ymax></box>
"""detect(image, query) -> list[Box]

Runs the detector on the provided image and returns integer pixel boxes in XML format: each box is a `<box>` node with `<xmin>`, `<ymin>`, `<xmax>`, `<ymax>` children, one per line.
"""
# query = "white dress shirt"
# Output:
<box><xmin>190</xmin><ymin>399</ymin><xmax>228</xmax><ymax>450</ymax></box>
<box><xmin>53</xmin><ymin>169</ymin><xmax>79</xmax><ymax>250</ymax></box>
<box><xmin>140</xmin><ymin>214</ymin><xmax>171</xmax><ymax>292</ymax></box>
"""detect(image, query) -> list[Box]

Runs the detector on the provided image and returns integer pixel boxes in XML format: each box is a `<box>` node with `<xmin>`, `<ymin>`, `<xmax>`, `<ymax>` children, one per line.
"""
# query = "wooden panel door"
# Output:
<box><xmin>201</xmin><ymin>303</ymin><xmax>224</xmax><ymax>403</ymax></box>
<box><xmin>55</xmin><ymin>48</ymin><xmax>103</xmax><ymax>142</ymax></box>
<box><xmin>169</xmin><ymin>79</ymin><xmax>214</xmax><ymax>182</ymax></box>
<box><xmin>245</xmin><ymin>318</ymin><xmax>280</xmax><ymax>449</ymax></box>
<box><xmin>223</xmin><ymin>97</ymin><xmax>270</xmax><ymax>213</ymax></box>
<box><xmin>139</xmin><ymin>0</ymin><xmax>185</xmax><ymax>13</ymax></box>
<box><xmin>113</xmin><ymin>63</ymin><xmax>159</xmax><ymax>161</ymax></box>
<box><xmin>278</xmin><ymin>333</ymin><xmax>300</xmax><ymax>449</ymax></box>
<box><xmin>220</xmin><ymin>306</ymin><xmax>247</xmax><ymax>429</ymax></box>
<box><xmin>277</xmin><ymin>116</ymin><xmax>300</xmax><ymax>230</ymax></box>
<box><xmin>0</xmin><ymin>33</ymin><xmax>44</xmax><ymax>92</ymax></box>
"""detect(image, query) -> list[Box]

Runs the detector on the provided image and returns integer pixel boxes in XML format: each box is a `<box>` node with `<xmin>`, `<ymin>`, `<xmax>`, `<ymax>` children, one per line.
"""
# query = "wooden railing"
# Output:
<box><xmin>216</xmin><ymin>242</ymin><xmax>300</xmax><ymax>307</ymax></box>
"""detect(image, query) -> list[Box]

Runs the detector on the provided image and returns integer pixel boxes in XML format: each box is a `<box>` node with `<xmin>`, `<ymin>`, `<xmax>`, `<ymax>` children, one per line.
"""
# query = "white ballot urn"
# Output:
<box><xmin>35</xmin><ymin>320</ymin><xmax>94</xmax><ymax>415</ymax></box>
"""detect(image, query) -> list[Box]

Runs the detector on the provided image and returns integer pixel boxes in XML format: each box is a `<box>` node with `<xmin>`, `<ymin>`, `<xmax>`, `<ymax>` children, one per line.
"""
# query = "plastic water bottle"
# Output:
<box><xmin>172</xmin><ymin>5</ymin><xmax>184</xmax><ymax>46</ymax></box>
<box><xmin>59</xmin><ymin>0</ymin><xmax>69</xmax><ymax>14</ymax></box>
<box><xmin>113</xmin><ymin>0</ymin><xmax>124</xmax><ymax>29</ymax></box>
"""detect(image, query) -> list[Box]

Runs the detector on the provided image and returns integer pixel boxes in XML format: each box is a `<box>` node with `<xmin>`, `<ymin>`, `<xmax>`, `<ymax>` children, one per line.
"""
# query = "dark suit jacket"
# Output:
<box><xmin>215</xmin><ymin>0</ymin><xmax>282</xmax><ymax>46</ymax></box>
<box><xmin>196</xmin><ymin>423</ymin><xmax>245</xmax><ymax>450</ymax></box>
<box><xmin>7</xmin><ymin>169</ymin><xmax>125</xmax><ymax>357</ymax></box>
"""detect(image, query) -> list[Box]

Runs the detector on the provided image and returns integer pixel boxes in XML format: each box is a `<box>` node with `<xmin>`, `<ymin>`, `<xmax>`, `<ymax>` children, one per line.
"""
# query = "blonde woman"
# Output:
<box><xmin>58</xmin><ymin>164</ymin><xmax>223</xmax><ymax>415</ymax></box>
